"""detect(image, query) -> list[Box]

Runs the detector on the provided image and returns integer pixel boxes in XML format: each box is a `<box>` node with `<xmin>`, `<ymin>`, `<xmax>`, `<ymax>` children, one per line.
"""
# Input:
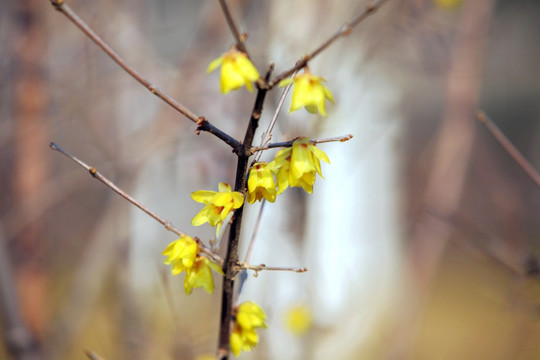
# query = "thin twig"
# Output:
<box><xmin>251</xmin><ymin>134</ymin><xmax>354</xmax><ymax>153</ymax></box>
<box><xmin>49</xmin><ymin>0</ymin><xmax>239</xmax><ymax>149</ymax></box>
<box><xmin>237</xmin><ymin>262</ymin><xmax>308</xmax><ymax>275</ymax></box>
<box><xmin>476</xmin><ymin>110</ymin><xmax>540</xmax><ymax>189</ymax></box>
<box><xmin>243</xmin><ymin>201</ymin><xmax>266</xmax><ymax>264</ymax></box>
<box><xmin>218</xmin><ymin>0</ymin><xmax>247</xmax><ymax>54</ymax></box>
<box><xmin>253</xmin><ymin>76</ymin><xmax>295</xmax><ymax>163</ymax></box>
<box><xmin>268</xmin><ymin>0</ymin><xmax>391</xmax><ymax>88</ymax></box>
<box><xmin>49</xmin><ymin>142</ymin><xmax>222</xmax><ymax>265</ymax></box>
<box><xmin>84</xmin><ymin>349</ymin><xmax>106</xmax><ymax>360</ymax></box>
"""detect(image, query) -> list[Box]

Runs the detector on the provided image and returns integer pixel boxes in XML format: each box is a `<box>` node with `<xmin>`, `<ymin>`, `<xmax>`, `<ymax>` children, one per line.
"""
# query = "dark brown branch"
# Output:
<box><xmin>218</xmin><ymin>0</ymin><xmax>247</xmax><ymax>54</ymax></box>
<box><xmin>49</xmin><ymin>142</ymin><xmax>222</xmax><ymax>265</ymax></box>
<box><xmin>217</xmin><ymin>69</ymin><xmax>272</xmax><ymax>360</ymax></box>
<box><xmin>196</xmin><ymin>118</ymin><xmax>242</xmax><ymax>151</ymax></box>
<box><xmin>476</xmin><ymin>110</ymin><xmax>540</xmax><ymax>189</ymax></box>
<box><xmin>268</xmin><ymin>0</ymin><xmax>391</xmax><ymax>88</ymax></box>
<box><xmin>49</xmin><ymin>0</ymin><xmax>236</xmax><ymax>149</ymax></box>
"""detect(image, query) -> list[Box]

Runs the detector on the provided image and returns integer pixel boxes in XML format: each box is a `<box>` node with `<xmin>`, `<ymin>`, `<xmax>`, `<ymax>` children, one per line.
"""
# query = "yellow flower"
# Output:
<box><xmin>230</xmin><ymin>302</ymin><xmax>267</xmax><ymax>357</ymax></box>
<box><xmin>183</xmin><ymin>255</ymin><xmax>224</xmax><ymax>295</ymax></box>
<box><xmin>279</xmin><ymin>71</ymin><xmax>334</xmax><ymax>116</ymax></box>
<box><xmin>162</xmin><ymin>236</ymin><xmax>223</xmax><ymax>295</ymax></box>
<box><xmin>432</xmin><ymin>0</ymin><xmax>463</xmax><ymax>10</ymax></box>
<box><xmin>247</xmin><ymin>162</ymin><xmax>277</xmax><ymax>204</ymax></box>
<box><xmin>268</xmin><ymin>138</ymin><xmax>330</xmax><ymax>194</ymax></box>
<box><xmin>191</xmin><ymin>182</ymin><xmax>245</xmax><ymax>236</ymax></box>
<box><xmin>207</xmin><ymin>49</ymin><xmax>260</xmax><ymax>94</ymax></box>
<box><xmin>285</xmin><ymin>305</ymin><xmax>313</xmax><ymax>336</ymax></box>
<box><xmin>162</xmin><ymin>235</ymin><xmax>198</xmax><ymax>275</ymax></box>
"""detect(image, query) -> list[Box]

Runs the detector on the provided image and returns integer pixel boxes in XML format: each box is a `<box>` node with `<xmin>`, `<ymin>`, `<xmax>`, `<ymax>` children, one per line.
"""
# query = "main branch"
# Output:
<box><xmin>217</xmin><ymin>81</ymin><xmax>269</xmax><ymax>358</ymax></box>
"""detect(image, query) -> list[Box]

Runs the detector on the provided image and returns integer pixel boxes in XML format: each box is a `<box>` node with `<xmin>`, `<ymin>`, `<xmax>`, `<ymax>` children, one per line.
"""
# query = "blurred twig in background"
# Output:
<box><xmin>476</xmin><ymin>110</ymin><xmax>540</xmax><ymax>189</ymax></box>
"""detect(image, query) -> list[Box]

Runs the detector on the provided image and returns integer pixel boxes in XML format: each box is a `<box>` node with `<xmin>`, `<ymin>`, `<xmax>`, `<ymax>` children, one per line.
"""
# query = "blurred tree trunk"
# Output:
<box><xmin>11</xmin><ymin>0</ymin><xmax>50</xmax><ymax>357</ymax></box>
<box><xmin>388</xmin><ymin>0</ymin><xmax>496</xmax><ymax>358</ymax></box>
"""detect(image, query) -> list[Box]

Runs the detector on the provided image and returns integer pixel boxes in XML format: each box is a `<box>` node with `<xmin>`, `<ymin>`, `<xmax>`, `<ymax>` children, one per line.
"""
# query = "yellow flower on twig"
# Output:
<box><xmin>191</xmin><ymin>182</ymin><xmax>244</xmax><ymax>236</ymax></box>
<box><xmin>162</xmin><ymin>235</ymin><xmax>198</xmax><ymax>275</ymax></box>
<box><xmin>207</xmin><ymin>49</ymin><xmax>260</xmax><ymax>94</ymax></box>
<box><xmin>279</xmin><ymin>70</ymin><xmax>334</xmax><ymax>116</ymax></box>
<box><xmin>162</xmin><ymin>236</ymin><xmax>223</xmax><ymax>295</ymax></box>
<box><xmin>268</xmin><ymin>138</ymin><xmax>330</xmax><ymax>194</ymax></box>
<box><xmin>247</xmin><ymin>162</ymin><xmax>277</xmax><ymax>204</ymax></box>
<box><xmin>184</xmin><ymin>256</ymin><xmax>224</xmax><ymax>294</ymax></box>
<box><xmin>230</xmin><ymin>301</ymin><xmax>267</xmax><ymax>357</ymax></box>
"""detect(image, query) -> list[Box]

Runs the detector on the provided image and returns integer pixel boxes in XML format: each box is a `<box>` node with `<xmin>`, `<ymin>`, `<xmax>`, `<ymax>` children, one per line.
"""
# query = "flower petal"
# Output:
<box><xmin>218</xmin><ymin>182</ymin><xmax>232</xmax><ymax>193</ymax></box>
<box><xmin>191</xmin><ymin>190</ymin><xmax>217</xmax><ymax>204</ymax></box>
<box><xmin>206</xmin><ymin>56</ymin><xmax>223</xmax><ymax>74</ymax></box>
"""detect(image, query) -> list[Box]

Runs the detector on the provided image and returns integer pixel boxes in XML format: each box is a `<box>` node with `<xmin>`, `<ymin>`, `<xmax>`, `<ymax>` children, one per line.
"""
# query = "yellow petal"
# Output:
<box><xmin>236</xmin><ymin>55</ymin><xmax>260</xmax><ymax>82</ymax></box>
<box><xmin>191</xmin><ymin>207</ymin><xmax>210</xmax><ymax>226</ymax></box>
<box><xmin>230</xmin><ymin>330</ymin><xmax>242</xmax><ymax>357</ymax></box>
<box><xmin>220</xmin><ymin>60</ymin><xmax>246</xmax><ymax>94</ymax></box>
<box><xmin>291</xmin><ymin>141</ymin><xmax>316</xmax><ymax>179</ymax></box>
<box><xmin>310</xmin><ymin>145</ymin><xmax>330</xmax><ymax>164</ymax></box>
<box><xmin>305</xmin><ymin>104</ymin><xmax>318</xmax><ymax>114</ymax></box>
<box><xmin>191</xmin><ymin>190</ymin><xmax>217</xmax><ymax>204</ymax></box>
<box><xmin>323</xmin><ymin>84</ymin><xmax>334</xmax><ymax>103</ymax></box>
<box><xmin>207</xmin><ymin>260</ymin><xmax>224</xmax><ymax>275</ymax></box>
<box><xmin>232</xmin><ymin>192</ymin><xmax>245</xmax><ymax>208</ymax></box>
<box><xmin>278</xmin><ymin>78</ymin><xmax>294</xmax><ymax>87</ymax></box>
<box><xmin>218</xmin><ymin>182</ymin><xmax>232</xmax><ymax>193</ymax></box>
<box><xmin>207</xmin><ymin>56</ymin><xmax>224</xmax><ymax>74</ymax></box>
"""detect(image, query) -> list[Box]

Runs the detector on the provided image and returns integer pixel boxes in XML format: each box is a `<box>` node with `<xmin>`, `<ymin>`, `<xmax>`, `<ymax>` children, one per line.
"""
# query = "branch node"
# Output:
<box><xmin>88</xmin><ymin>167</ymin><xmax>97</xmax><ymax>177</ymax></box>
<box><xmin>49</xmin><ymin>0</ymin><xmax>64</xmax><ymax>10</ymax></box>
<box><xmin>476</xmin><ymin>110</ymin><xmax>487</xmax><ymax>123</ymax></box>
<box><xmin>340</xmin><ymin>23</ymin><xmax>353</xmax><ymax>36</ymax></box>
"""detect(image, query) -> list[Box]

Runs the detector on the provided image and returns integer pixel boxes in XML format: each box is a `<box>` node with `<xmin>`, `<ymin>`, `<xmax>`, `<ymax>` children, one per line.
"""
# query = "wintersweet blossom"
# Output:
<box><xmin>247</xmin><ymin>162</ymin><xmax>277</xmax><ymax>204</ymax></box>
<box><xmin>207</xmin><ymin>49</ymin><xmax>260</xmax><ymax>94</ymax></box>
<box><xmin>285</xmin><ymin>305</ymin><xmax>313</xmax><ymax>336</ymax></box>
<box><xmin>433</xmin><ymin>0</ymin><xmax>463</xmax><ymax>10</ymax></box>
<box><xmin>162</xmin><ymin>236</ymin><xmax>223</xmax><ymax>295</ymax></box>
<box><xmin>268</xmin><ymin>138</ymin><xmax>330</xmax><ymax>194</ymax></box>
<box><xmin>183</xmin><ymin>256</ymin><xmax>224</xmax><ymax>295</ymax></box>
<box><xmin>162</xmin><ymin>235</ymin><xmax>198</xmax><ymax>275</ymax></box>
<box><xmin>191</xmin><ymin>182</ymin><xmax>244</xmax><ymax>236</ymax></box>
<box><xmin>279</xmin><ymin>71</ymin><xmax>334</xmax><ymax>116</ymax></box>
<box><xmin>230</xmin><ymin>302</ymin><xmax>267</xmax><ymax>357</ymax></box>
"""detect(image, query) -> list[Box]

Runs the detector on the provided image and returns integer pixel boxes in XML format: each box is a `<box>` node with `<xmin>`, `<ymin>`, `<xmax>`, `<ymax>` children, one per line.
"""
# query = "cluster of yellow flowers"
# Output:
<box><xmin>208</xmin><ymin>49</ymin><xmax>334</xmax><ymax>117</ymax></box>
<box><xmin>162</xmin><ymin>49</ymin><xmax>335</xmax><ymax>357</ymax></box>
<box><xmin>162</xmin><ymin>235</ymin><xmax>223</xmax><ymax>294</ymax></box>
<box><xmin>247</xmin><ymin>138</ymin><xmax>330</xmax><ymax>203</ymax></box>
<box><xmin>230</xmin><ymin>302</ymin><xmax>267</xmax><ymax>357</ymax></box>
<box><xmin>162</xmin><ymin>183</ymin><xmax>244</xmax><ymax>294</ymax></box>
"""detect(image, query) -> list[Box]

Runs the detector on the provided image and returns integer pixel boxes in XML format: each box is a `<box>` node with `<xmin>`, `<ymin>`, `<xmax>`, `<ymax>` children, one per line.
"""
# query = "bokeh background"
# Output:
<box><xmin>1</xmin><ymin>0</ymin><xmax>539</xmax><ymax>359</ymax></box>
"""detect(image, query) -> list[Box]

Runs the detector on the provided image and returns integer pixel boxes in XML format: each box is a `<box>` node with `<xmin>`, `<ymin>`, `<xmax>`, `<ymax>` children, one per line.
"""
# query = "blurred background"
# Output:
<box><xmin>1</xmin><ymin>0</ymin><xmax>539</xmax><ymax>359</ymax></box>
